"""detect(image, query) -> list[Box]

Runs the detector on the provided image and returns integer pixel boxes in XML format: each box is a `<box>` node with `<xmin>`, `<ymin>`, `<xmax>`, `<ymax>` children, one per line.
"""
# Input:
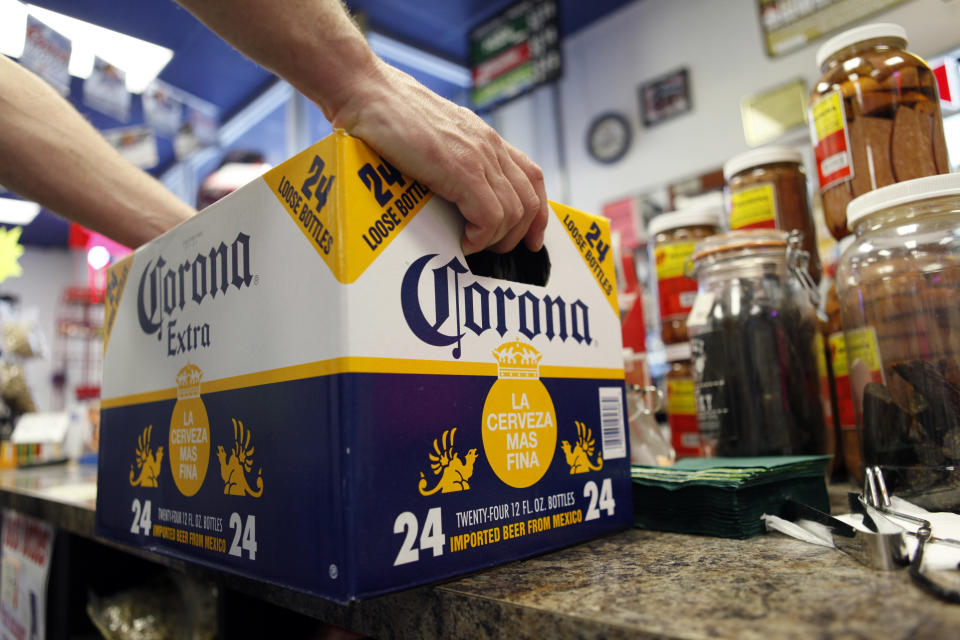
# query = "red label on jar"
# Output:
<box><xmin>810</xmin><ymin>92</ymin><xmax>853</xmax><ymax>190</ymax></box>
<box><xmin>670</xmin><ymin>412</ymin><xmax>701</xmax><ymax>458</ymax></box>
<box><xmin>655</xmin><ymin>242</ymin><xmax>697</xmax><ymax>322</ymax></box>
<box><xmin>657</xmin><ymin>277</ymin><xmax>698</xmax><ymax>320</ymax></box>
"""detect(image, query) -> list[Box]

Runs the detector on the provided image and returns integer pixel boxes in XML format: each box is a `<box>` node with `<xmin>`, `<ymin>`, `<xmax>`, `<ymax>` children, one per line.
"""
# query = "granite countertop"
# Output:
<box><xmin>1</xmin><ymin>463</ymin><xmax>960</xmax><ymax>639</ymax></box>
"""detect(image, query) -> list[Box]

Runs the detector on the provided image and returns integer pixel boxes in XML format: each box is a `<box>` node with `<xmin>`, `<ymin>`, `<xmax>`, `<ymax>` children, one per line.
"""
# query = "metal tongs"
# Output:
<box><xmin>784</xmin><ymin>467</ymin><xmax>960</xmax><ymax>603</ymax></box>
<box><xmin>860</xmin><ymin>466</ymin><xmax>960</xmax><ymax>603</ymax></box>
<box><xmin>781</xmin><ymin>496</ymin><xmax>910</xmax><ymax>571</ymax></box>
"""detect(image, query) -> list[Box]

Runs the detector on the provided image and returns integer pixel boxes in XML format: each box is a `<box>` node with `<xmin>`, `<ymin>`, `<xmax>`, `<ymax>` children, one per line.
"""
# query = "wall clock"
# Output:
<box><xmin>586</xmin><ymin>112</ymin><xmax>632</xmax><ymax>164</ymax></box>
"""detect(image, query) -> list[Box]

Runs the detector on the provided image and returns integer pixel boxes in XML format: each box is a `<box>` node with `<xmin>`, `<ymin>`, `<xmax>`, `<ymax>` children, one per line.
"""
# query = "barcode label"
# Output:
<box><xmin>598</xmin><ymin>386</ymin><xmax>627</xmax><ymax>460</ymax></box>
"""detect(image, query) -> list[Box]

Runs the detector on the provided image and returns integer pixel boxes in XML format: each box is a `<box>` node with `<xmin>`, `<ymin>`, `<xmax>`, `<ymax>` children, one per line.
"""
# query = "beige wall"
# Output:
<box><xmin>504</xmin><ymin>0</ymin><xmax>960</xmax><ymax>217</ymax></box>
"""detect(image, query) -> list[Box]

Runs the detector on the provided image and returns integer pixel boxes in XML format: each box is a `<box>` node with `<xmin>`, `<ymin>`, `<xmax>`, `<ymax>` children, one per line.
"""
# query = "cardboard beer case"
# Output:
<box><xmin>96</xmin><ymin>131</ymin><xmax>632</xmax><ymax>602</ymax></box>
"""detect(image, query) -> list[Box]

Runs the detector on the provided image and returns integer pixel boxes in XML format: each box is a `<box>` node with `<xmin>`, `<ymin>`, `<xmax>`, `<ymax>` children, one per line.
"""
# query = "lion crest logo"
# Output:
<box><xmin>418</xmin><ymin>427</ymin><xmax>478</xmax><ymax>495</ymax></box>
<box><xmin>561</xmin><ymin>421</ymin><xmax>603</xmax><ymax>474</ymax></box>
<box><xmin>130</xmin><ymin>425</ymin><xmax>164</xmax><ymax>487</ymax></box>
<box><xmin>217</xmin><ymin>418</ymin><xmax>263</xmax><ymax>497</ymax></box>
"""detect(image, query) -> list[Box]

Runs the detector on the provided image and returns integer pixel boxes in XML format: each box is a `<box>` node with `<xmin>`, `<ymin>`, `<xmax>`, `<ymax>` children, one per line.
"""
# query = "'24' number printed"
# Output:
<box><xmin>358</xmin><ymin>157</ymin><xmax>405</xmax><ymax>207</ymax></box>
<box><xmin>300</xmin><ymin>156</ymin><xmax>335</xmax><ymax>213</ymax></box>
<box><xmin>584</xmin><ymin>222</ymin><xmax>610</xmax><ymax>263</ymax></box>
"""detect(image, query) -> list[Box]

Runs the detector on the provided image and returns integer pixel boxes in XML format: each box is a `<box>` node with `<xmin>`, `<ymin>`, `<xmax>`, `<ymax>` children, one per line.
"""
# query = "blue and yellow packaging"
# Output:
<box><xmin>96</xmin><ymin>131</ymin><xmax>632</xmax><ymax>602</ymax></box>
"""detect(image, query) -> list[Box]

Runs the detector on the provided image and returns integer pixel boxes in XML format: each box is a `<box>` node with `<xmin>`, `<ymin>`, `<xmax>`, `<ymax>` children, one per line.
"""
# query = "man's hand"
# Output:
<box><xmin>176</xmin><ymin>0</ymin><xmax>549</xmax><ymax>254</ymax></box>
<box><xmin>331</xmin><ymin>60</ymin><xmax>548</xmax><ymax>255</ymax></box>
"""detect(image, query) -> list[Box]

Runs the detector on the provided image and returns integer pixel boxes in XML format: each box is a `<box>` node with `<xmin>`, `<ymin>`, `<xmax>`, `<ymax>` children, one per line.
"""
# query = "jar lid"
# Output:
<box><xmin>723</xmin><ymin>146</ymin><xmax>803</xmax><ymax>181</ymax></box>
<box><xmin>648</xmin><ymin>208</ymin><xmax>723</xmax><ymax>238</ymax></box>
<box><xmin>691</xmin><ymin>229</ymin><xmax>789</xmax><ymax>263</ymax></box>
<box><xmin>664</xmin><ymin>342</ymin><xmax>691</xmax><ymax>362</ymax></box>
<box><xmin>847</xmin><ymin>173</ymin><xmax>960</xmax><ymax>229</ymax></box>
<box><xmin>815</xmin><ymin>23</ymin><xmax>908</xmax><ymax>70</ymax></box>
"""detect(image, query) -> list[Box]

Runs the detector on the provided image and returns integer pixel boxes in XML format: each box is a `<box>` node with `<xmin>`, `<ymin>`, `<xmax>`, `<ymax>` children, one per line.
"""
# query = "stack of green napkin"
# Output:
<box><xmin>631</xmin><ymin>456</ymin><xmax>832</xmax><ymax>539</ymax></box>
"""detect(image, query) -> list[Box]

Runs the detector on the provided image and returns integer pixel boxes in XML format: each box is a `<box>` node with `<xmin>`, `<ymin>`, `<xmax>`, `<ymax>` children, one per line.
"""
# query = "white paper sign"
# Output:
<box><xmin>20</xmin><ymin>16</ymin><xmax>71</xmax><ymax>96</ymax></box>
<box><xmin>0</xmin><ymin>510</ymin><xmax>55</xmax><ymax>640</ymax></box>
<box><xmin>101</xmin><ymin>127</ymin><xmax>159</xmax><ymax>169</ymax></box>
<box><xmin>142</xmin><ymin>79</ymin><xmax>184</xmax><ymax>138</ymax></box>
<box><xmin>84</xmin><ymin>57</ymin><xmax>131</xmax><ymax>122</ymax></box>
<box><xmin>10</xmin><ymin>412</ymin><xmax>69</xmax><ymax>445</ymax></box>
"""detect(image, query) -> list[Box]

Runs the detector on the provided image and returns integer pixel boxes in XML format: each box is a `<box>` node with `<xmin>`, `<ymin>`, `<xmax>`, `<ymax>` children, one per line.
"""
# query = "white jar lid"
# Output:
<box><xmin>648</xmin><ymin>208</ymin><xmax>723</xmax><ymax>238</ymax></box>
<box><xmin>723</xmin><ymin>146</ymin><xmax>803</xmax><ymax>181</ymax></box>
<box><xmin>815</xmin><ymin>23</ymin><xmax>907</xmax><ymax>70</ymax></box>
<box><xmin>664</xmin><ymin>341</ymin><xmax>691</xmax><ymax>362</ymax></box>
<box><xmin>847</xmin><ymin>173</ymin><xmax>960</xmax><ymax>230</ymax></box>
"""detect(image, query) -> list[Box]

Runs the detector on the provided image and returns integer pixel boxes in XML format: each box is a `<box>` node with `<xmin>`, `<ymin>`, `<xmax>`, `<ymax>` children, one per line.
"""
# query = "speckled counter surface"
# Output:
<box><xmin>2</xmin><ymin>464</ymin><xmax>960</xmax><ymax>639</ymax></box>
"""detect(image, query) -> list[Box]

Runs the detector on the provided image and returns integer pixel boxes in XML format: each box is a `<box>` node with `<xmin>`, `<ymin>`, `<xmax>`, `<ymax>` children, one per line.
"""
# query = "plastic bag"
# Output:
<box><xmin>1</xmin><ymin>307</ymin><xmax>46</xmax><ymax>360</ymax></box>
<box><xmin>87</xmin><ymin>571</ymin><xmax>218</xmax><ymax>640</ymax></box>
<box><xmin>628</xmin><ymin>384</ymin><xmax>675</xmax><ymax>466</ymax></box>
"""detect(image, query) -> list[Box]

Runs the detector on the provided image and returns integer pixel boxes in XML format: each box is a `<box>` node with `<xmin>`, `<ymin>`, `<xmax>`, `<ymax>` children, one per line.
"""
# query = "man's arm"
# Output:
<box><xmin>176</xmin><ymin>0</ymin><xmax>548</xmax><ymax>254</ymax></box>
<box><xmin>0</xmin><ymin>55</ymin><xmax>195</xmax><ymax>248</ymax></box>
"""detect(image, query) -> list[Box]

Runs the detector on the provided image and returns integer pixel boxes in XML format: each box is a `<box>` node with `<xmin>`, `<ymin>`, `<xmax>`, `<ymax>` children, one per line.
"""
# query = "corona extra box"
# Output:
<box><xmin>96</xmin><ymin>131</ymin><xmax>632</xmax><ymax>602</ymax></box>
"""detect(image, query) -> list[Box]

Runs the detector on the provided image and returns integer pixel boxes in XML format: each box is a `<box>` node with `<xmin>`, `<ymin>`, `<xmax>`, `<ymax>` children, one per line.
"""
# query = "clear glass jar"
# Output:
<box><xmin>809</xmin><ymin>23</ymin><xmax>949</xmax><ymax>240</ymax></box>
<box><xmin>724</xmin><ymin>146</ymin><xmax>822</xmax><ymax>283</ymax></box>
<box><xmin>649</xmin><ymin>209</ymin><xmax>722</xmax><ymax>345</ymax></box>
<box><xmin>836</xmin><ymin>173</ymin><xmax>960</xmax><ymax>510</ymax></box>
<box><xmin>687</xmin><ymin>230</ymin><xmax>826</xmax><ymax>457</ymax></box>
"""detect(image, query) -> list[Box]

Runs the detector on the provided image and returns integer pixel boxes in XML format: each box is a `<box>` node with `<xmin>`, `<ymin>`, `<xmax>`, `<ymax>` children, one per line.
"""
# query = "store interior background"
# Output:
<box><xmin>3</xmin><ymin>0</ymin><xmax>960</xmax><ymax>413</ymax></box>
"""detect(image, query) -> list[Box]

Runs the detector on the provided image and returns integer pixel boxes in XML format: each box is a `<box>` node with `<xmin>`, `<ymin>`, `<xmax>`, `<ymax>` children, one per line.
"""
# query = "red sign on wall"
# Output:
<box><xmin>931</xmin><ymin>56</ymin><xmax>960</xmax><ymax>111</ymax></box>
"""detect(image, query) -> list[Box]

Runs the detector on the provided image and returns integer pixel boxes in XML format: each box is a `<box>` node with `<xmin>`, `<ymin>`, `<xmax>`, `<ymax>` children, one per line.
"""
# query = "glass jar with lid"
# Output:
<box><xmin>686</xmin><ymin>230</ymin><xmax>826</xmax><ymax>457</ymax></box>
<box><xmin>836</xmin><ymin>173</ymin><xmax>960</xmax><ymax>510</ymax></box>
<box><xmin>723</xmin><ymin>146</ymin><xmax>822</xmax><ymax>283</ymax></box>
<box><xmin>809</xmin><ymin>23</ymin><xmax>949</xmax><ymax>240</ymax></box>
<box><xmin>649</xmin><ymin>208</ymin><xmax>723</xmax><ymax>345</ymax></box>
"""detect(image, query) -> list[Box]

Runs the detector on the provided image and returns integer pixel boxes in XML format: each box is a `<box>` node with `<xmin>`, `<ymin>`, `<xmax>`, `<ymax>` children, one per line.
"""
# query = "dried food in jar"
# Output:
<box><xmin>822</xmin><ymin>184</ymin><xmax>854</xmax><ymax>240</ymax></box>
<box><xmin>913</xmin><ymin>99</ymin><xmax>950</xmax><ymax>174</ymax></box>
<box><xmin>892</xmin><ymin>105</ymin><xmax>938</xmax><ymax>181</ymax></box>
<box><xmin>648</xmin><ymin>209</ymin><xmax>722</xmax><ymax>345</ymax></box>
<box><xmin>809</xmin><ymin>24</ymin><xmax>949</xmax><ymax>239</ymax></box>
<box><xmin>723</xmin><ymin>147</ymin><xmax>822</xmax><ymax>283</ymax></box>
<box><xmin>838</xmin><ymin>173</ymin><xmax>960</xmax><ymax>509</ymax></box>
<box><xmin>693</xmin><ymin>301</ymin><xmax>825</xmax><ymax>457</ymax></box>
<box><xmin>687</xmin><ymin>231</ymin><xmax>826</xmax><ymax>458</ymax></box>
<box><xmin>849</xmin><ymin>116</ymin><xmax>894</xmax><ymax>197</ymax></box>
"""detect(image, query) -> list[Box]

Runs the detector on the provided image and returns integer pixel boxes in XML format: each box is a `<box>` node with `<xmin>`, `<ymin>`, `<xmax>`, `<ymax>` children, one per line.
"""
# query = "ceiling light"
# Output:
<box><xmin>1</xmin><ymin>2</ymin><xmax>173</xmax><ymax>93</ymax></box>
<box><xmin>27</xmin><ymin>4</ymin><xmax>173</xmax><ymax>93</ymax></box>
<box><xmin>87</xmin><ymin>245</ymin><xmax>110</xmax><ymax>270</ymax></box>
<box><xmin>0</xmin><ymin>0</ymin><xmax>28</xmax><ymax>58</ymax></box>
<box><xmin>0</xmin><ymin>197</ymin><xmax>40</xmax><ymax>225</ymax></box>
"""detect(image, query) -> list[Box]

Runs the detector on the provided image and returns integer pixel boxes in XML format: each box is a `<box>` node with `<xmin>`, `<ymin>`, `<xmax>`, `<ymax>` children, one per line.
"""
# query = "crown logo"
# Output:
<box><xmin>176</xmin><ymin>364</ymin><xmax>203</xmax><ymax>399</ymax></box>
<box><xmin>492</xmin><ymin>340</ymin><xmax>542</xmax><ymax>380</ymax></box>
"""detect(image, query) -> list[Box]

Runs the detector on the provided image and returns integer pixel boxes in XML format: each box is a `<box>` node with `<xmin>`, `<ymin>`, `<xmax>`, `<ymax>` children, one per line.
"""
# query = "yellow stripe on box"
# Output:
<box><xmin>102</xmin><ymin>357</ymin><xmax>624</xmax><ymax>408</ymax></box>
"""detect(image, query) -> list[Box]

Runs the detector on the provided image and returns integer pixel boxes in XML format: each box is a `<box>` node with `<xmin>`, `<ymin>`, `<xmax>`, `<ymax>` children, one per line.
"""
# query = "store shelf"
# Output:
<box><xmin>1</xmin><ymin>465</ymin><xmax>959</xmax><ymax>638</ymax></box>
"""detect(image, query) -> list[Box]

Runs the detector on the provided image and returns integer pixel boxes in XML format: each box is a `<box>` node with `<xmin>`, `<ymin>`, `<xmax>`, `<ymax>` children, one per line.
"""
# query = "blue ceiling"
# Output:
<box><xmin>9</xmin><ymin>0</ymin><xmax>634</xmax><ymax>247</ymax></box>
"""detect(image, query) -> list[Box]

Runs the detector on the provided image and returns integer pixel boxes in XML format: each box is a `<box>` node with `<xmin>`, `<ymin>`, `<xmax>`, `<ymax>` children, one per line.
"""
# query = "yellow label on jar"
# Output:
<box><xmin>654</xmin><ymin>241</ymin><xmax>696</xmax><ymax>280</ymax></box>
<box><xmin>844</xmin><ymin>327</ymin><xmax>882</xmax><ymax>375</ymax></box>
<box><xmin>829</xmin><ymin>331</ymin><xmax>849</xmax><ymax>377</ymax></box>
<box><xmin>812</xmin><ymin>91</ymin><xmax>845</xmax><ymax>142</ymax></box>
<box><xmin>814</xmin><ymin>332</ymin><xmax>827</xmax><ymax>378</ymax></box>
<box><xmin>667</xmin><ymin>378</ymin><xmax>696</xmax><ymax>415</ymax></box>
<box><xmin>729</xmin><ymin>183</ymin><xmax>777</xmax><ymax>230</ymax></box>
